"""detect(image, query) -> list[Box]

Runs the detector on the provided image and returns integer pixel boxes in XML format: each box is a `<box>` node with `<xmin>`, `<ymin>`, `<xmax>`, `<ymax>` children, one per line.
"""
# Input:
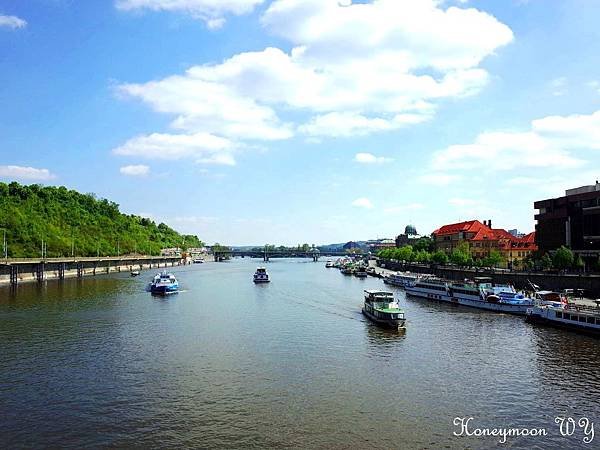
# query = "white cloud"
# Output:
<box><xmin>549</xmin><ymin>77</ymin><xmax>567</xmax><ymax>96</ymax></box>
<box><xmin>431</xmin><ymin>110</ymin><xmax>600</xmax><ymax>172</ymax></box>
<box><xmin>0</xmin><ymin>165</ymin><xmax>55</xmax><ymax>180</ymax></box>
<box><xmin>352</xmin><ymin>197</ymin><xmax>373</xmax><ymax>209</ymax></box>
<box><xmin>116</xmin><ymin>0</ymin><xmax>513</xmax><ymax>146</ymax></box>
<box><xmin>112</xmin><ymin>132</ymin><xmax>237</xmax><ymax>165</ymax></box>
<box><xmin>354</xmin><ymin>152</ymin><xmax>393</xmax><ymax>164</ymax></box>
<box><xmin>120</xmin><ymin>164</ymin><xmax>150</xmax><ymax>176</ymax></box>
<box><xmin>263</xmin><ymin>0</ymin><xmax>512</xmax><ymax>71</ymax></box>
<box><xmin>300</xmin><ymin>111</ymin><xmax>430</xmax><ymax>137</ymax></box>
<box><xmin>0</xmin><ymin>14</ymin><xmax>27</xmax><ymax>29</ymax></box>
<box><xmin>586</xmin><ymin>80</ymin><xmax>600</xmax><ymax>94</ymax></box>
<box><xmin>115</xmin><ymin>0</ymin><xmax>263</xmax><ymax>28</ymax></box>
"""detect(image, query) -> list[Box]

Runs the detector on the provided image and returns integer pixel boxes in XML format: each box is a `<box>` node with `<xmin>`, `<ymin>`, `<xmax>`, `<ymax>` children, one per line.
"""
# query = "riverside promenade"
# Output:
<box><xmin>0</xmin><ymin>255</ymin><xmax>183</xmax><ymax>285</ymax></box>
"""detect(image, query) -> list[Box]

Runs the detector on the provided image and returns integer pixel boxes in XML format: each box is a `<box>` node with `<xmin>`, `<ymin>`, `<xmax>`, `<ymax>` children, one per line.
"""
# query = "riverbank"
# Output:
<box><xmin>0</xmin><ymin>256</ymin><xmax>187</xmax><ymax>286</ymax></box>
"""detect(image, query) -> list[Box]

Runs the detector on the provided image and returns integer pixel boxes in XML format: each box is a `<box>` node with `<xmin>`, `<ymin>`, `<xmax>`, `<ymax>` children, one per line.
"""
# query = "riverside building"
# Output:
<box><xmin>534</xmin><ymin>182</ymin><xmax>600</xmax><ymax>262</ymax></box>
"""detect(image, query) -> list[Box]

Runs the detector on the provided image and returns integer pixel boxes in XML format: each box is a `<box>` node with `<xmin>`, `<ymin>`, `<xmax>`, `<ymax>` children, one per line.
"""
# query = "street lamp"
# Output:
<box><xmin>2</xmin><ymin>229</ymin><xmax>7</xmax><ymax>260</ymax></box>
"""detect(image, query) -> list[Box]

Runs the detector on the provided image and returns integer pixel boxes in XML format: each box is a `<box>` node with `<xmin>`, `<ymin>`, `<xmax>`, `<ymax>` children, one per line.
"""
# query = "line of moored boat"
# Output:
<box><xmin>327</xmin><ymin>257</ymin><xmax>600</xmax><ymax>336</ymax></box>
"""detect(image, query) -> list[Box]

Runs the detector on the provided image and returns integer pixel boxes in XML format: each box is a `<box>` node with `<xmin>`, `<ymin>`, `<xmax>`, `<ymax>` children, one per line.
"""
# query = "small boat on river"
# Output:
<box><xmin>354</xmin><ymin>266</ymin><xmax>368</xmax><ymax>278</ymax></box>
<box><xmin>340</xmin><ymin>264</ymin><xmax>354</xmax><ymax>275</ymax></box>
<box><xmin>150</xmin><ymin>271</ymin><xmax>179</xmax><ymax>295</ymax></box>
<box><xmin>325</xmin><ymin>260</ymin><xmax>334</xmax><ymax>268</ymax></box>
<box><xmin>253</xmin><ymin>267</ymin><xmax>270</xmax><ymax>283</ymax></box>
<box><xmin>130</xmin><ymin>270</ymin><xmax>140</xmax><ymax>277</ymax></box>
<box><xmin>362</xmin><ymin>290</ymin><xmax>406</xmax><ymax>329</ymax></box>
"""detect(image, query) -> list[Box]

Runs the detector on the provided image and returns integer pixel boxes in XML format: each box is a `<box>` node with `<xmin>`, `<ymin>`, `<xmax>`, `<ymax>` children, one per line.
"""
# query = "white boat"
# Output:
<box><xmin>193</xmin><ymin>257</ymin><xmax>205</xmax><ymax>264</ymax></box>
<box><xmin>447</xmin><ymin>278</ymin><xmax>534</xmax><ymax>315</ymax></box>
<box><xmin>405</xmin><ymin>277</ymin><xmax>534</xmax><ymax>315</ymax></box>
<box><xmin>384</xmin><ymin>271</ymin><xmax>432</xmax><ymax>288</ymax></box>
<box><xmin>253</xmin><ymin>267</ymin><xmax>270</xmax><ymax>283</ymax></box>
<box><xmin>405</xmin><ymin>277</ymin><xmax>451</xmax><ymax>302</ymax></box>
<box><xmin>362</xmin><ymin>290</ymin><xmax>406</xmax><ymax>329</ymax></box>
<box><xmin>325</xmin><ymin>260</ymin><xmax>334</xmax><ymax>268</ymax></box>
<box><xmin>526</xmin><ymin>296</ymin><xmax>600</xmax><ymax>336</ymax></box>
<box><xmin>149</xmin><ymin>271</ymin><xmax>179</xmax><ymax>295</ymax></box>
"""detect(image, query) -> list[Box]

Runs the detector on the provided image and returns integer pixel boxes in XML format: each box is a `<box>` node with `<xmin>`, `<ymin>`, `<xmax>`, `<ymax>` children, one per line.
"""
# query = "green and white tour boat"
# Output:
<box><xmin>362</xmin><ymin>290</ymin><xmax>406</xmax><ymax>329</ymax></box>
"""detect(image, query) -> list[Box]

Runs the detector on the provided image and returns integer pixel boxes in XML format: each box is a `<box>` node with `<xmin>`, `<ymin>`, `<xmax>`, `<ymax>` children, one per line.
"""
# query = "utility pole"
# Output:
<box><xmin>3</xmin><ymin>229</ymin><xmax>7</xmax><ymax>260</ymax></box>
<box><xmin>71</xmin><ymin>229</ymin><xmax>75</xmax><ymax>258</ymax></box>
<box><xmin>117</xmin><ymin>238</ymin><xmax>120</xmax><ymax>257</ymax></box>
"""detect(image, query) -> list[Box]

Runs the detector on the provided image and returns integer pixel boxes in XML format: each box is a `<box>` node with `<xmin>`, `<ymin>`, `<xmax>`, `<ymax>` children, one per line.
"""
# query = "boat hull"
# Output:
<box><xmin>253</xmin><ymin>279</ymin><xmax>270</xmax><ymax>283</ymax></box>
<box><xmin>362</xmin><ymin>308</ymin><xmax>405</xmax><ymax>329</ymax></box>
<box><xmin>150</xmin><ymin>285</ymin><xmax>179</xmax><ymax>295</ymax></box>
<box><xmin>526</xmin><ymin>310</ymin><xmax>600</xmax><ymax>336</ymax></box>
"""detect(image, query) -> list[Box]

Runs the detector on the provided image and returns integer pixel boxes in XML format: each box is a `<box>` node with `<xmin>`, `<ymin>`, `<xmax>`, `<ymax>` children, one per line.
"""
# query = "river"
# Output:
<box><xmin>1</xmin><ymin>258</ymin><xmax>599</xmax><ymax>449</ymax></box>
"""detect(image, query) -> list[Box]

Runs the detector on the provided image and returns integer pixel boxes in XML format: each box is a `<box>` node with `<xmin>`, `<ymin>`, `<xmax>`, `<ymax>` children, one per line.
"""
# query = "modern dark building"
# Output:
<box><xmin>534</xmin><ymin>182</ymin><xmax>600</xmax><ymax>259</ymax></box>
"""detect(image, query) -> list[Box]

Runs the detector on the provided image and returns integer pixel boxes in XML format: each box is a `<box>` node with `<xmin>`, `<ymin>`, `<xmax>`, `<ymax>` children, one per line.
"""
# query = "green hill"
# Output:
<box><xmin>0</xmin><ymin>182</ymin><xmax>203</xmax><ymax>258</ymax></box>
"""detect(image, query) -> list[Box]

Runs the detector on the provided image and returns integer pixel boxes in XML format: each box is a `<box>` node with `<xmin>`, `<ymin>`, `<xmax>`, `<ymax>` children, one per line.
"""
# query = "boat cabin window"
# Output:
<box><xmin>564</xmin><ymin>313</ymin><xmax>571</xmax><ymax>320</ymax></box>
<box><xmin>555</xmin><ymin>311</ymin><xmax>563</xmax><ymax>319</ymax></box>
<box><xmin>579</xmin><ymin>316</ymin><xmax>587</xmax><ymax>323</ymax></box>
<box><xmin>587</xmin><ymin>317</ymin><xmax>595</xmax><ymax>324</ymax></box>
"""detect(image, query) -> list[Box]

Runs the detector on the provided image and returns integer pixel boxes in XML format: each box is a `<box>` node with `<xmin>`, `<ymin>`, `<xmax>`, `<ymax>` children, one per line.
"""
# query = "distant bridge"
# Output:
<box><xmin>213</xmin><ymin>249</ymin><xmax>355</xmax><ymax>262</ymax></box>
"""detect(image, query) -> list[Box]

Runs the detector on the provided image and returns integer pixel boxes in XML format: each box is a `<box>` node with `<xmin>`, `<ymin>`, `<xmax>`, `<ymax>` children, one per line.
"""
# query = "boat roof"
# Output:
<box><xmin>365</xmin><ymin>289</ymin><xmax>393</xmax><ymax>295</ymax></box>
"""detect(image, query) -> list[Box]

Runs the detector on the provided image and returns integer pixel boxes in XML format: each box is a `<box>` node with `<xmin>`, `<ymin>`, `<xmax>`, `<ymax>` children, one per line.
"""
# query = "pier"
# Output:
<box><xmin>0</xmin><ymin>256</ymin><xmax>182</xmax><ymax>286</ymax></box>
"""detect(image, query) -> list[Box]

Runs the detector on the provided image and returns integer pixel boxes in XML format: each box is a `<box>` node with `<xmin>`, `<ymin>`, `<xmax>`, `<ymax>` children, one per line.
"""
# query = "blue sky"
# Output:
<box><xmin>1</xmin><ymin>0</ymin><xmax>599</xmax><ymax>245</ymax></box>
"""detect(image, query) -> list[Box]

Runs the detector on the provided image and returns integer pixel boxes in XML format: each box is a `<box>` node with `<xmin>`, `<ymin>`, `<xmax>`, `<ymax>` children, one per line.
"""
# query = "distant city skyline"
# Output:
<box><xmin>1</xmin><ymin>0</ymin><xmax>600</xmax><ymax>245</ymax></box>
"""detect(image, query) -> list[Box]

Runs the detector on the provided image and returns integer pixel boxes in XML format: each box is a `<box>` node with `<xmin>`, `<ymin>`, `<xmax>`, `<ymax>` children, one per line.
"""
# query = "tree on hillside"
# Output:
<box><xmin>552</xmin><ymin>246</ymin><xmax>574</xmax><ymax>270</ymax></box>
<box><xmin>0</xmin><ymin>182</ymin><xmax>203</xmax><ymax>257</ymax></box>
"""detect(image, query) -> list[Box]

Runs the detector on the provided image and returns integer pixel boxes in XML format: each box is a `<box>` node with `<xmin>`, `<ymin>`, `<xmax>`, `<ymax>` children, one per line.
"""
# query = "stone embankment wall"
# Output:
<box><xmin>0</xmin><ymin>258</ymin><xmax>182</xmax><ymax>285</ymax></box>
<box><xmin>380</xmin><ymin>261</ymin><xmax>600</xmax><ymax>298</ymax></box>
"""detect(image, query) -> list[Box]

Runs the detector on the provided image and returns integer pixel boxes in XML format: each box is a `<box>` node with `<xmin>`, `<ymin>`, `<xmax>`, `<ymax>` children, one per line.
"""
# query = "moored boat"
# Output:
<box><xmin>149</xmin><ymin>271</ymin><xmax>179</xmax><ymax>295</ymax></box>
<box><xmin>384</xmin><ymin>271</ymin><xmax>432</xmax><ymax>288</ymax></box>
<box><xmin>340</xmin><ymin>263</ymin><xmax>354</xmax><ymax>275</ymax></box>
<box><xmin>325</xmin><ymin>260</ymin><xmax>334</xmax><ymax>268</ymax></box>
<box><xmin>253</xmin><ymin>267</ymin><xmax>270</xmax><ymax>283</ymax></box>
<box><xmin>405</xmin><ymin>276</ymin><xmax>534</xmax><ymax>315</ymax></box>
<box><xmin>354</xmin><ymin>266</ymin><xmax>368</xmax><ymax>278</ymax></box>
<box><xmin>193</xmin><ymin>257</ymin><xmax>205</xmax><ymax>264</ymax></box>
<box><xmin>130</xmin><ymin>270</ymin><xmax>140</xmax><ymax>277</ymax></box>
<box><xmin>362</xmin><ymin>290</ymin><xmax>406</xmax><ymax>329</ymax></box>
<box><xmin>526</xmin><ymin>298</ymin><xmax>600</xmax><ymax>336</ymax></box>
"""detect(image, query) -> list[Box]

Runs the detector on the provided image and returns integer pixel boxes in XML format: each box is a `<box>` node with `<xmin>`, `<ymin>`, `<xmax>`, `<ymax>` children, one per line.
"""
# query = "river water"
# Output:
<box><xmin>1</xmin><ymin>258</ymin><xmax>599</xmax><ymax>449</ymax></box>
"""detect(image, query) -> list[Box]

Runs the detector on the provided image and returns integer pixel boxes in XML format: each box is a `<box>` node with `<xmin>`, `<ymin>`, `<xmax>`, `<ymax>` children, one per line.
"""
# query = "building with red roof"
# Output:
<box><xmin>433</xmin><ymin>220</ymin><xmax>537</xmax><ymax>267</ymax></box>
